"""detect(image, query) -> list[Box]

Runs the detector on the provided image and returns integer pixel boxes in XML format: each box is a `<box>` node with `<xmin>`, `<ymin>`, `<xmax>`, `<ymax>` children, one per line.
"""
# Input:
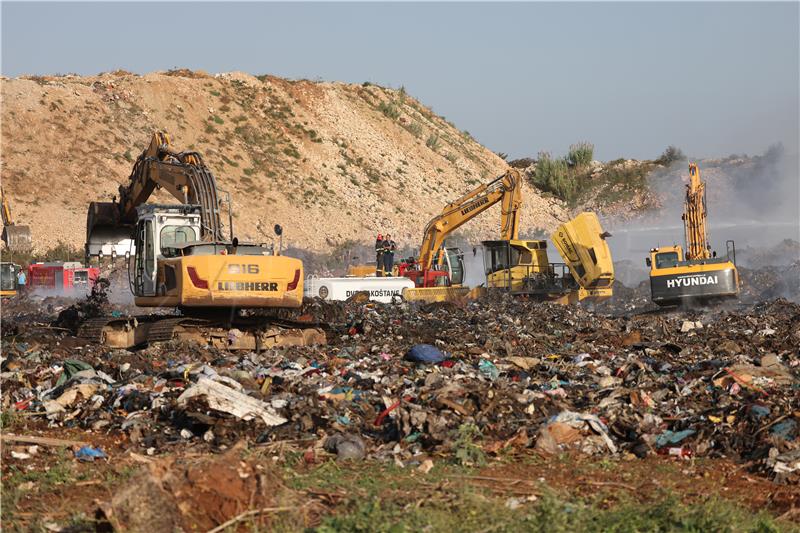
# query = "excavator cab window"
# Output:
<box><xmin>655</xmin><ymin>251</ymin><xmax>679</xmax><ymax>269</ymax></box>
<box><xmin>160</xmin><ymin>226</ymin><xmax>197</xmax><ymax>258</ymax></box>
<box><xmin>133</xmin><ymin>220</ymin><xmax>156</xmax><ymax>296</ymax></box>
<box><xmin>0</xmin><ymin>263</ymin><xmax>18</xmax><ymax>291</ymax></box>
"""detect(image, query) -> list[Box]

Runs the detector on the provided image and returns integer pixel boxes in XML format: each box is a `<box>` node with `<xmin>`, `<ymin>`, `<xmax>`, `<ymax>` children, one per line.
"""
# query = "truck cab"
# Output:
<box><xmin>399</xmin><ymin>247</ymin><xmax>464</xmax><ymax>288</ymax></box>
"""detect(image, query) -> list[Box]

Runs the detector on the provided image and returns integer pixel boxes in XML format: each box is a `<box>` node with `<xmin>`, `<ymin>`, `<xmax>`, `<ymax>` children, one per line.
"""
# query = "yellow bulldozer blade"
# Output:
<box><xmin>402</xmin><ymin>286</ymin><xmax>470</xmax><ymax>303</ymax></box>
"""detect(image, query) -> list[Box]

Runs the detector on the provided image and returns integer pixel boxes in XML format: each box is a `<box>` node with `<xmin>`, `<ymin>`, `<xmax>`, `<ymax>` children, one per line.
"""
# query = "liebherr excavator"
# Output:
<box><xmin>79</xmin><ymin>133</ymin><xmax>322</xmax><ymax>350</ymax></box>
<box><xmin>647</xmin><ymin>162</ymin><xmax>739</xmax><ymax>306</ymax></box>
<box><xmin>402</xmin><ymin>168</ymin><xmax>615</xmax><ymax>303</ymax></box>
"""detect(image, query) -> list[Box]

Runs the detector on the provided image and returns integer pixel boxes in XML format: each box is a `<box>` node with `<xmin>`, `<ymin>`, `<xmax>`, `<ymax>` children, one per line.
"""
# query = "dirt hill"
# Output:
<box><xmin>1</xmin><ymin>70</ymin><xmax>567</xmax><ymax>253</ymax></box>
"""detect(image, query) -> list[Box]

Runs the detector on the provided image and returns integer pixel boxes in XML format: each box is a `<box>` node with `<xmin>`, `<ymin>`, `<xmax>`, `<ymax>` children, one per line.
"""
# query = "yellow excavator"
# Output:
<box><xmin>647</xmin><ymin>162</ymin><xmax>739</xmax><ymax>306</ymax></box>
<box><xmin>2</xmin><ymin>187</ymin><xmax>32</xmax><ymax>252</ymax></box>
<box><xmin>79</xmin><ymin>133</ymin><xmax>322</xmax><ymax>350</ymax></box>
<box><xmin>398</xmin><ymin>169</ymin><xmax>523</xmax><ymax>301</ymax></box>
<box><xmin>482</xmin><ymin>212</ymin><xmax>614</xmax><ymax>304</ymax></box>
<box><xmin>401</xmin><ymin>168</ymin><xmax>615</xmax><ymax>303</ymax></box>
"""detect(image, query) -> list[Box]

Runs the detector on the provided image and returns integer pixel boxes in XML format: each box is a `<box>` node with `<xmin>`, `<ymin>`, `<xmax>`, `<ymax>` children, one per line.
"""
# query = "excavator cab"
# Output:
<box><xmin>550</xmin><ymin>212</ymin><xmax>614</xmax><ymax>294</ymax></box>
<box><xmin>483</xmin><ymin>213</ymin><xmax>614</xmax><ymax>303</ymax></box>
<box><xmin>0</xmin><ymin>262</ymin><xmax>20</xmax><ymax>297</ymax></box>
<box><xmin>129</xmin><ymin>204</ymin><xmax>304</xmax><ymax>309</ymax></box>
<box><xmin>482</xmin><ymin>239</ymin><xmax>562</xmax><ymax>292</ymax></box>
<box><xmin>131</xmin><ymin>204</ymin><xmax>201</xmax><ymax>298</ymax></box>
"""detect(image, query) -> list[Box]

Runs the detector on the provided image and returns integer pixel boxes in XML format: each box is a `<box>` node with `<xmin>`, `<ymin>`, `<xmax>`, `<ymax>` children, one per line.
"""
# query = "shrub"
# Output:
<box><xmin>656</xmin><ymin>145</ymin><xmax>685</xmax><ymax>166</ymax></box>
<box><xmin>567</xmin><ymin>141</ymin><xmax>594</xmax><ymax>167</ymax></box>
<box><xmin>405</xmin><ymin>122</ymin><xmax>423</xmax><ymax>138</ymax></box>
<box><xmin>377</xmin><ymin>101</ymin><xmax>400</xmax><ymax>120</ymax></box>
<box><xmin>533</xmin><ymin>152</ymin><xmax>575</xmax><ymax>201</ymax></box>
<box><xmin>508</xmin><ymin>157</ymin><xmax>535</xmax><ymax>169</ymax></box>
<box><xmin>426</xmin><ymin>134</ymin><xmax>441</xmax><ymax>151</ymax></box>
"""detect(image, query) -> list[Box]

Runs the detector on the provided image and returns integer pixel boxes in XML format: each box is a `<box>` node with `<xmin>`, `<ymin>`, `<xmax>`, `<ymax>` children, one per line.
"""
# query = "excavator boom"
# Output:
<box><xmin>86</xmin><ymin>132</ymin><xmax>225</xmax><ymax>260</ymax></box>
<box><xmin>418</xmin><ymin>169</ymin><xmax>522</xmax><ymax>271</ymax></box>
<box><xmin>683</xmin><ymin>163</ymin><xmax>710</xmax><ymax>260</ymax></box>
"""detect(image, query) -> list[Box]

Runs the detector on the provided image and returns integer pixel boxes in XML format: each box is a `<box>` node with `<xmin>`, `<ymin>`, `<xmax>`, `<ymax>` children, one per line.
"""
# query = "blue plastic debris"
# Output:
<box><xmin>655</xmin><ymin>429</ymin><xmax>696</xmax><ymax>448</ymax></box>
<box><xmin>405</xmin><ymin>344</ymin><xmax>446</xmax><ymax>364</ymax></box>
<box><xmin>75</xmin><ymin>446</ymin><xmax>107</xmax><ymax>462</ymax></box>
<box><xmin>751</xmin><ymin>405</ymin><xmax>770</xmax><ymax>418</ymax></box>
<box><xmin>770</xmin><ymin>419</ymin><xmax>797</xmax><ymax>441</ymax></box>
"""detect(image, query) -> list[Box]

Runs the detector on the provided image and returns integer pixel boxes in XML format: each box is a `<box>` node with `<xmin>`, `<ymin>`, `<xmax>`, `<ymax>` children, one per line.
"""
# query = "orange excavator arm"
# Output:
<box><xmin>682</xmin><ymin>163</ymin><xmax>710</xmax><ymax>260</ymax></box>
<box><xmin>417</xmin><ymin>169</ymin><xmax>522</xmax><ymax>270</ymax></box>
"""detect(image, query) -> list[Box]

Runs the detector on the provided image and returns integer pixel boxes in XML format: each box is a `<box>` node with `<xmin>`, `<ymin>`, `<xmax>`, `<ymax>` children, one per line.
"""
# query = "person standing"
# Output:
<box><xmin>382</xmin><ymin>234</ymin><xmax>396</xmax><ymax>276</ymax></box>
<box><xmin>375</xmin><ymin>233</ymin><xmax>385</xmax><ymax>277</ymax></box>
<box><xmin>17</xmin><ymin>267</ymin><xmax>26</xmax><ymax>293</ymax></box>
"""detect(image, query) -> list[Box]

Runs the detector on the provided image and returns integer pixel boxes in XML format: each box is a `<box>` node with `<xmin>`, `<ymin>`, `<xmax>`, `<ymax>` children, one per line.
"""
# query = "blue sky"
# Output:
<box><xmin>2</xmin><ymin>2</ymin><xmax>798</xmax><ymax>161</ymax></box>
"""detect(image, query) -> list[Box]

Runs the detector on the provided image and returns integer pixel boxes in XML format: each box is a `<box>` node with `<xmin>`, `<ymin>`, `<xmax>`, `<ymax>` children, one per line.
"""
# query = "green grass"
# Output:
<box><xmin>313</xmin><ymin>486</ymin><xmax>783</xmax><ymax>533</ymax></box>
<box><xmin>404</xmin><ymin>121</ymin><xmax>423</xmax><ymax>138</ymax></box>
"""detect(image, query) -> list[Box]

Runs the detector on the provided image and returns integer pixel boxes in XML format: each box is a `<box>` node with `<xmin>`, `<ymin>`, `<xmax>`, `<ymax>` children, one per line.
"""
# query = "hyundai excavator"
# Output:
<box><xmin>79</xmin><ymin>133</ymin><xmax>323</xmax><ymax>350</ymax></box>
<box><xmin>2</xmin><ymin>187</ymin><xmax>32</xmax><ymax>252</ymax></box>
<box><xmin>401</xmin><ymin>168</ymin><xmax>615</xmax><ymax>303</ymax></box>
<box><xmin>647</xmin><ymin>162</ymin><xmax>739</xmax><ymax>306</ymax></box>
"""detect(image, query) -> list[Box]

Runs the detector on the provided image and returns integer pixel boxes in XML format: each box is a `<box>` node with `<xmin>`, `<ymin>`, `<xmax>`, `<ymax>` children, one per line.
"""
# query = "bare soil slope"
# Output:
<box><xmin>1</xmin><ymin>70</ymin><xmax>565</xmax><ymax>252</ymax></box>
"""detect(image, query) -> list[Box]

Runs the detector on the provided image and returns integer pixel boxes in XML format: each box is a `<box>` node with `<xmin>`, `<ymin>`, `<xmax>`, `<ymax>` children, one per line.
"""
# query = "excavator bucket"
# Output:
<box><xmin>85</xmin><ymin>201</ymin><xmax>135</xmax><ymax>260</ymax></box>
<box><xmin>2</xmin><ymin>225</ymin><xmax>32</xmax><ymax>252</ymax></box>
<box><xmin>402</xmin><ymin>286</ymin><xmax>470</xmax><ymax>304</ymax></box>
<box><xmin>550</xmin><ymin>212</ymin><xmax>614</xmax><ymax>301</ymax></box>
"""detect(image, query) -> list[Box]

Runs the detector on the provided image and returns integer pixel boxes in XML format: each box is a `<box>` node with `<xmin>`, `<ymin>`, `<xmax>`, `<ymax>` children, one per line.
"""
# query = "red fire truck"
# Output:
<box><xmin>27</xmin><ymin>262</ymin><xmax>100</xmax><ymax>295</ymax></box>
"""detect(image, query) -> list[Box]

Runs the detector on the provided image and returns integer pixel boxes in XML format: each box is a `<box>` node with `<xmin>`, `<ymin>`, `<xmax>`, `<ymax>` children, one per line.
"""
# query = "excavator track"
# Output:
<box><xmin>77</xmin><ymin>314</ymin><xmax>326</xmax><ymax>351</ymax></box>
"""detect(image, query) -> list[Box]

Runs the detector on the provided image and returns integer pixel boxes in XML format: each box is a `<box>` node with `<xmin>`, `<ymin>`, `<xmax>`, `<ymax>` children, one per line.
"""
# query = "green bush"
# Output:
<box><xmin>426</xmin><ymin>133</ymin><xmax>441</xmax><ymax>151</ymax></box>
<box><xmin>533</xmin><ymin>152</ymin><xmax>575</xmax><ymax>201</ymax></box>
<box><xmin>377</xmin><ymin>101</ymin><xmax>400</xmax><ymax>120</ymax></box>
<box><xmin>567</xmin><ymin>141</ymin><xmax>594</xmax><ymax>167</ymax></box>
<box><xmin>405</xmin><ymin>121</ymin><xmax>423</xmax><ymax>138</ymax></box>
<box><xmin>656</xmin><ymin>145</ymin><xmax>685</xmax><ymax>166</ymax></box>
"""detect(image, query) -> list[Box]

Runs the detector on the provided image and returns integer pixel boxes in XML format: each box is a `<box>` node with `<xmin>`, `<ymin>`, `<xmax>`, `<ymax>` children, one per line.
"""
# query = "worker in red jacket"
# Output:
<box><xmin>375</xmin><ymin>233</ymin><xmax>384</xmax><ymax>276</ymax></box>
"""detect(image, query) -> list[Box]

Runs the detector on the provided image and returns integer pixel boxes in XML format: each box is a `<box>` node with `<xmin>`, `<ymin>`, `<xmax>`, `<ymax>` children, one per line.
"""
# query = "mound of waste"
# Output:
<box><xmin>2</xmin><ymin>294</ymin><xmax>798</xmax><ymax>484</ymax></box>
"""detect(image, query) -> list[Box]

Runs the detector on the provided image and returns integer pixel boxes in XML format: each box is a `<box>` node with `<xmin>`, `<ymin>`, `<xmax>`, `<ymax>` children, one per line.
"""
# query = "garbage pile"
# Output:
<box><xmin>2</xmin><ymin>293</ymin><xmax>798</xmax><ymax>483</ymax></box>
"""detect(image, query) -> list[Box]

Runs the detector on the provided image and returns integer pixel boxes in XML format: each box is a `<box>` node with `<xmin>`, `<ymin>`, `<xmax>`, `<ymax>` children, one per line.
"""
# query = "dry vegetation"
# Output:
<box><xmin>1</xmin><ymin>70</ymin><xmax>566</xmax><ymax>252</ymax></box>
